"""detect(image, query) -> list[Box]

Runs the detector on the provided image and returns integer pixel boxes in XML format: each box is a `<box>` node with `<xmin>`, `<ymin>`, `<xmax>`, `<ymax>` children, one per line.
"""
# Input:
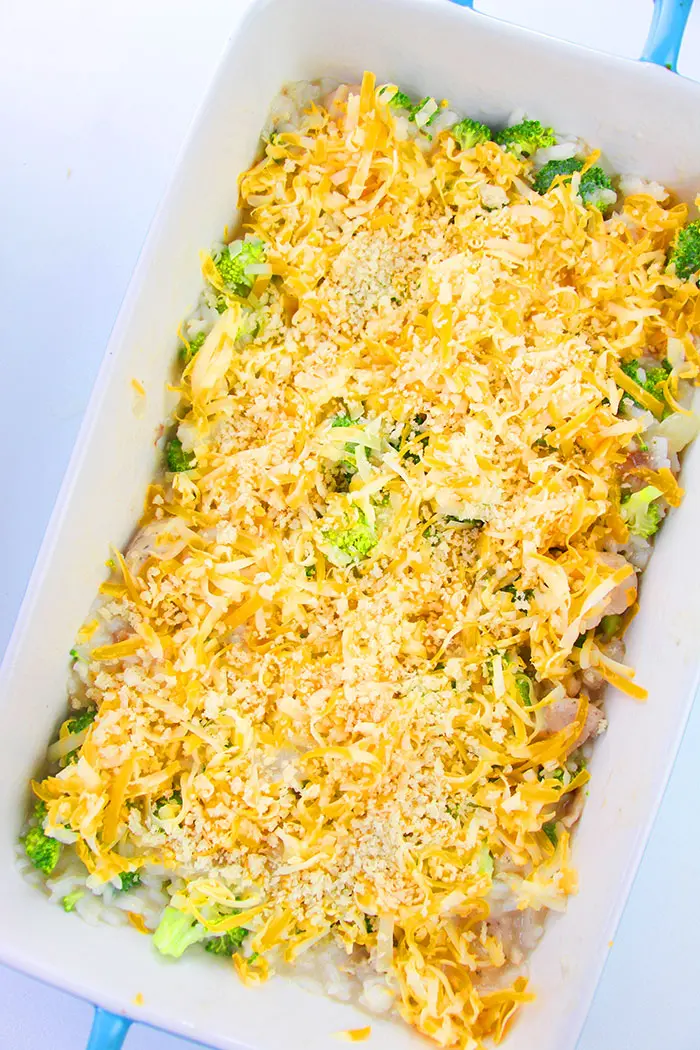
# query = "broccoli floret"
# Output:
<box><xmin>364</xmin><ymin>915</ymin><xmax>376</xmax><ymax>934</ymax></box>
<box><xmin>119</xmin><ymin>871</ymin><xmax>142</xmax><ymax>892</ymax></box>
<box><xmin>388</xmin><ymin>89</ymin><xmax>413</xmax><ymax>110</ymax></box>
<box><xmin>409</xmin><ymin>97</ymin><xmax>440</xmax><ymax>127</ymax></box>
<box><xmin>215</xmin><ymin>238</ymin><xmax>266</xmax><ymax>297</ymax></box>
<box><xmin>324</xmin><ymin>509</ymin><xmax>377</xmax><ymax>564</ymax></box>
<box><xmin>645</xmin><ymin>362</ymin><xmax>672</xmax><ymax>399</ymax></box>
<box><xmin>23</xmin><ymin>804</ymin><xmax>61</xmax><ymax>875</ymax></box>
<box><xmin>327</xmin><ymin>462</ymin><xmax>356</xmax><ymax>493</ymax></box>
<box><xmin>502</xmin><ymin>582</ymin><xmax>534</xmax><ymax>607</ymax></box>
<box><xmin>515</xmin><ymin>673</ymin><xmax>534</xmax><ymax>707</ymax></box>
<box><xmin>58</xmin><ymin>708</ymin><xmax>96</xmax><ymax>767</ymax></box>
<box><xmin>477</xmin><ymin>845</ymin><xmax>494</xmax><ymax>876</ymax></box>
<box><xmin>533</xmin><ymin>158</ymin><xmax>613</xmax><ymax>209</ymax></box>
<box><xmin>166</xmin><ymin>437</ymin><xmax>195</xmax><ymax>473</ymax></box>
<box><xmin>542</xmin><ymin>821</ymin><xmax>558</xmax><ymax>847</ymax></box>
<box><xmin>180</xmin><ymin>330</ymin><xmax>206</xmax><ymax>365</ymax></box>
<box><xmin>578</xmin><ymin>165</ymin><xmax>614</xmax><ymax>208</ymax></box>
<box><xmin>389</xmin><ymin>413</ymin><xmax>428</xmax><ymax>465</ymax></box>
<box><xmin>620</xmin><ymin>359</ymin><xmax>644</xmax><ymax>386</ymax></box>
<box><xmin>444</xmin><ymin>515</ymin><xmax>484</xmax><ymax>527</ymax></box>
<box><xmin>496</xmin><ymin>119</ymin><xmax>555</xmax><ymax>157</ymax></box>
<box><xmin>326</xmin><ymin>415</ymin><xmax>360</xmax><ymax>490</ymax></box>
<box><xmin>153</xmin><ymin>907</ymin><xmax>208</xmax><ymax>958</ymax></box>
<box><xmin>204</xmin><ymin>924</ymin><xmax>247</xmax><ymax>956</ymax></box>
<box><xmin>155</xmin><ymin>790</ymin><xmax>182</xmax><ymax>817</ymax></box>
<box><xmin>599</xmin><ymin>614</ymin><xmax>622</xmax><ymax>642</ymax></box>
<box><xmin>533</xmin><ymin>157</ymin><xmax>582</xmax><ymax>194</ymax></box>
<box><xmin>452</xmin><ymin>118</ymin><xmax>492</xmax><ymax>151</ymax></box>
<box><xmin>62</xmin><ymin>890</ymin><xmax>84</xmax><ymax>912</ymax></box>
<box><xmin>621</xmin><ymin>485</ymin><xmax>663</xmax><ymax>538</ymax></box>
<box><xmin>65</xmin><ymin>708</ymin><xmax>97</xmax><ymax>735</ymax></box>
<box><xmin>238</xmin><ymin>309</ymin><xmax>264</xmax><ymax>344</ymax></box>
<box><xmin>619</xmin><ymin>358</ymin><xmax>671</xmax><ymax>408</ymax></box>
<box><xmin>668</xmin><ymin>219</ymin><xmax>700</xmax><ymax>281</ymax></box>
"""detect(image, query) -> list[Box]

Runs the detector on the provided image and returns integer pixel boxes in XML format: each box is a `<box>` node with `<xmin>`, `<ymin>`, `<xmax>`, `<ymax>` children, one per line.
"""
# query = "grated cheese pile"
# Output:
<box><xmin>30</xmin><ymin>73</ymin><xmax>700</xmax><ymax>1049</ymax></box>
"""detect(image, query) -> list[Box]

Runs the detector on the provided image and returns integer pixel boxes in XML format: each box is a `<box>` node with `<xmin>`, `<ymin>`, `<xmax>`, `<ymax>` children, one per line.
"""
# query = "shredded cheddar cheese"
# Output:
<box><xmin>31</xmin><ymin>75</ymin><xmax>700</xmax><ymax>1050</ymax></box>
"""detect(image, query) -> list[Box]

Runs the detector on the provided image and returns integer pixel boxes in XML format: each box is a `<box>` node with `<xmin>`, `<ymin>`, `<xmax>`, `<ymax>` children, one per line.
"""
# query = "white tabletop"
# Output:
<box><xmin>1</xmin><ymin>1</ymin><xmax>699</xmax><ymax>1047</ymax></box>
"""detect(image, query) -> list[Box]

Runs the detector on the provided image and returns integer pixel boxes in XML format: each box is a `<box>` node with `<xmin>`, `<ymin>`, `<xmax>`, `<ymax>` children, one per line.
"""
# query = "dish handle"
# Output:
<box><xmin>86</xmin><ymin>1008</ymin><xmax>132</xmax><ymax>1050</ymax></box>
<box><xmin>447</xmin><ymin>0</ymin><xmax>694</xmax><ymax>73</ymax></box>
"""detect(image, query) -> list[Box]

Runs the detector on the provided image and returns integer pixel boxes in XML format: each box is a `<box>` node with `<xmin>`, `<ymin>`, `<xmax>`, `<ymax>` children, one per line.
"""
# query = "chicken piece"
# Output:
<box><xmin>487</xmin><ymin>909</ymin><xmax>546</xmax><ymax>966</ymax></box>
<box><xmin>580</xmin><ymin>554</ymin><xmax>637</xmax><ymax>633</ymax></box>
<box><xmin>125</xmin><ymin>517</ymin><xmax>199</xmax><ymax>572</ymax></box>
<box><xmin>542</xmin><ymin>696</ymin><xmax>606</xmax><ymax>746</ymax></box>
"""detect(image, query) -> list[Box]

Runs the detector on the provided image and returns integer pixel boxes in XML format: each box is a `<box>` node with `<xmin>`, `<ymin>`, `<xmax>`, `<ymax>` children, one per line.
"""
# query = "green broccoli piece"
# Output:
<box><xmin>331</xmin><ymin>414</ymin><xmax>355</xmax><ymax>427</ymax></box>
<box><xmin>387</xmin><ymin>89</ymin><xmax>413</xmax><ymax>111</ymax></box>
<box><xmin>62</xmin><ymin>890</ymin><xmax>84</xmax><ymax>912</ymax></box>
<box><xmin>155</xmin><ymin>790</ymin><xmax>182</xmax><ymax>817</ymax></box>
<box><xmin>598</xmin><ymin>614</ymin><xmax>622</xmax><ymax>642</ymax></box>
<box><xmin>324</xmin><ymin>509</ymin><xmax>378</xmax><ymax>564</ymax></box>
<box><xmin>238</xmin><ymin>309</ymin><xmax>263</xmax><ymax>344</ymax></box>
<box><xmin>23</xmin><ymin>804</ymin><xmax>61</xmax><ymax>875</ymax></box>
<box><xmin>452</xmin><ymin>118</ymin><xmax>492</xmax><ymax>151</ymax></box>
<box><xmin>621</xmin><ymin>356</ymin><xmax>671</xmax><ymax>413</ymax></box>
<box><xmin>618</xmin><ymin>358</ymin><xmax>671</xmax><ymax>409</ymax></box>
<box><xmin>180</xmin><ymin>330</ymin><xmax>206</xmax><ymax>365</ymax></box>
<box><xmin>215</xmin><ymin>238</ymin><xmax>266</xmax><ymax>297</ymax></box>
<box><xmin>515</xmin><ymin>673</ymin><xmax>534</xmax><ymax>707</ymax></box>
<box><xmin>496</xmin><ymin>119</ymin><xmax>555</xmax><ymax>157</ymax></box>
<box><xmin>444</xmin><ymin>515</ymin><xmax>484</xmax><ymax>527</ymax></box>
<box><xmin>502</xmin><ymin>583</ymin><xmax>534</xmax><ymax>605</ymax></box>
<box><xmin>364</xmin><ymin>915</ymin><xmax>376</xmax><ymax>934</ymax></box>
<box><xmin>65</xmin><ymin>708</ymin><xmax>97</xmax><ymax>735</ymax></box>
<box><xmin>542</xmin><ymin>821</ymin><xmax>558</xmax><ymax>847</ymax></box>
<box><xmin>644</xmin><ymin>362</ymin><xmax>672</xmax><ymax>399</ymax></box>
<box><xmin>327</xmin><ymin>462</ymin><xmax>356</xmax><ymax>493</ymax></box>
<box><xmin>388</xmin><ymin>413</ymin><xmax>428</xmax><ymax>465</ymax></box>
<box><xmin>204</xmin><ymin>924</ymin><xmax>248</xmax><ymax>955</ymax></box>
<box><xmin>477</xmin><ymin>845</ymin><xmax>494</xmax><ymax>876</ymax></box>
<box><xmin>166</xmin><ymin>437</ymin><xmax>195</xmax><ymax>473</ymax></box>
<box><xmin>578</xmin><ymin>165</ymin><xmax>614</xmax><ymax>208</ymax></box>
<box><xmin>668</xmin><ymin>219</ymin><xmax>700</xmax><ymax>281</ymax></box>
<box><xmin>533</xmin><ymin>158</ymin><xmax>613</xmax><ymax>209</ymax></box>
<box><xmin>153</xmin><ymin>907</ymin><xmax>208</xmax><ymax>958</ymax></box>
<box><xmin>621</xmin><ymin>485</ymin><xmax>663</xmax><ymax>538</ymax></box>
<box><xmin>119</xmin><ymin>871</ymin><xmax>142</xmax><ymax>892</ymax></box>
<box><xmin>409</xmin><ymin>97</ymin><xmax>440</xmax><ymax>127</ymax></box>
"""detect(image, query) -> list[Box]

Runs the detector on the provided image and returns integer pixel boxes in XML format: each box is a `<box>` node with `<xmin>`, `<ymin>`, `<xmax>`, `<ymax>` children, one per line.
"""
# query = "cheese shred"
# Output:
<box><xmin>28</xmin><ymin>75</ymin><xmax>700</xmax><ymax>1050</ymax></box>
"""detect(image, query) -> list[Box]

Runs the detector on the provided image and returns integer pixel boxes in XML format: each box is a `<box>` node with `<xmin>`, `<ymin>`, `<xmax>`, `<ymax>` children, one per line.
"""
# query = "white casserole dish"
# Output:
<box><xmin>1</xmin><ymin>1</ymin><xmax>700</xmax><ymax>1048</ymax></box>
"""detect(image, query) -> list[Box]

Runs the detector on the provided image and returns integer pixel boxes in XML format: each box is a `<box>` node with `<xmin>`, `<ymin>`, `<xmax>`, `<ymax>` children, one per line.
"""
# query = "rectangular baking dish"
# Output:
<box><xmin>1</xmin><ymin>1</ymin><xmax>699</xmax><ymax>1048</ymax></box>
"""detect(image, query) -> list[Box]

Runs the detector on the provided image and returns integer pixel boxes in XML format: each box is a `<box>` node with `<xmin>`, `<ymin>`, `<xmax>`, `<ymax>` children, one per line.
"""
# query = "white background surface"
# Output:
<box><xmin>1</xmin><ymin>0</ymin><xmax>699</xmax><ymax>1047</ymax></box>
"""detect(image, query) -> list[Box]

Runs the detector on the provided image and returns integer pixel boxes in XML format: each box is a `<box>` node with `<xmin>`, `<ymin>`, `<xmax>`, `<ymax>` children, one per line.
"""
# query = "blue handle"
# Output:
<box><xmin>642</xmin><ymin>0</ymin><xmax>693</xmax><ymax>71</ymax></box>
<box><xmin>446</xmin><ymin>0</ymin><xmax>694</xmax><ymax>71</ymax></box>
<box><xmin>87</xmin><ymin>1008</ymin><xmax>131</xmax><ymax>1050</ymax></box>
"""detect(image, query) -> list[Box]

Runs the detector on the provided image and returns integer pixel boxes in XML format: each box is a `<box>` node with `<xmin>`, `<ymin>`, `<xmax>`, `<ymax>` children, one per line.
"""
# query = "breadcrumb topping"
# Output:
<box><xmin>32</xmin><ymin>73</ymin><xmax>700</xmax><ymax>1049</ymax></box>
